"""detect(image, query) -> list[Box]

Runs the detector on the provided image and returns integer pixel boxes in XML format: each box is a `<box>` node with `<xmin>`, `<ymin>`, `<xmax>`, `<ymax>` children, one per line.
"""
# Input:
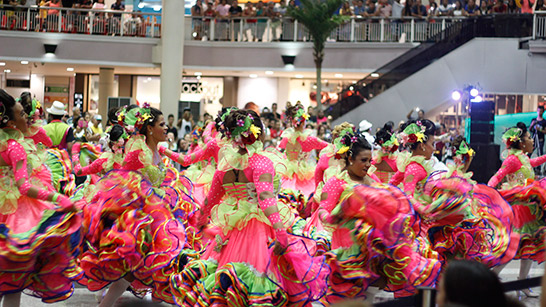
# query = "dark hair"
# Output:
<box><xmin>400</xmin><ymin>119</ymin><xmax>436</xmax><ymax>150</ymax></box>
<box><xmin>223</xmin><ymin>109</ymin><xmax>263</xmax><ymax>145</ymax></box>
<box><xmin>109</xmin><ymin>124</ymin><xmax>125</xmax><ymax>143</ymax></box>
<box><xmin>384</xmin><ymin>121</ymin><xmax>395</xmax><ymax>133</ymax></box>
<box><xmin>451</xmin><ymin>135</ymin><xmax>465</xmax><ymax>150</ymax></box>
<box><xmin>443</xmin><ymin>260</ymin><xmax>507</xmax><ymax>307</ymax></box>
<box><xmin>375</xmin><ymin>126</ymin><xmax>393</xmax><ymax>147</ymax></box>
<box><xmin>507</xmin><ymin>122</ymin><xmax>528</xmax><ymax>150</ymax></box>
<box><xmin>19</xmin><ymin>91</ymin><xmax>33</xmax><ymax>115</ymax></box>
<box><xmin>341</xmin><ymin>134</ymin><xmax>372</xmax><ymax>164</ymax></box>
<box><xmin>168</xmin><ymin>114</ymin><xmax>174</xmax><ymax>118</ymax></box>
<box><xmin>539</xmin><ymin>105</ymin><xmax>544</xmax><ymax>111</ymax></box>
<box><xmin>0</xmin><ymin>89</ymin><xmax>16</xmax><ymax>128</ymax></box>
<box><xmin>108</xmin><ymin>107</ymin><xmax>119</xmax><ymax>125</ymax></box>
<box><xmin>215</xmin><ymin>107</ymin><xmax>235</xmax><ymax>132</ymax></box>
<box><xmin>139</xmin><ymin>107</ymin><xmax>163</xmax><ymax>135</ymax></box>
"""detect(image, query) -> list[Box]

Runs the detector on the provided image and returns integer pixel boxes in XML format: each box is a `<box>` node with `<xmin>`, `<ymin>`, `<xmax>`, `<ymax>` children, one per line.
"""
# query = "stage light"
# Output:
<box><xmin>470</xmin><ymin>95</ymin><xmax>483</xmax><ymax>103</ymax></box>
<box><xmin>470</xmin><ymin>88</ymin><xmax>479</xmax><ymax>97</ymax></box>
<box><xmin>451</xmin><ymin>90</ymin><xmax>462</xmax><ymax>101</ymax></box>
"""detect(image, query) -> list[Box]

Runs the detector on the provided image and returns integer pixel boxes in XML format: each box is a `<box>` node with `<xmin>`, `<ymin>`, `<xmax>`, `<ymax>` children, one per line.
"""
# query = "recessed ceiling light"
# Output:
<box><xmin>4</xmin><ymin>69</ymin><xmax>10</xmax><ymax>73</ymax></box>
<box><xmin>371</xmin><ymin>73</ymin><xmax>380</xmax><ymax>77</ymax></box>
<box><xmin>194</xmin><ymin>72</ymin><xmax>202</xmax><ymax>76</ymax></box>
<box><xmin>295</xmin><ymin>74</ymin><xmax>304</xmax><ymax>79</ymax></box>
<box><xmin>20</xmin><ymin>60</ymin><xmax>29</xmax><ymax>65</ymax></box>
<box><xmin>0</xmin><ymin>63</ymin><xmax>5</xmax><ymax>66</ymax></box>
<box><xmin>352</xmin><ymin>80</ymin><xmax>357</xmax><ymax>84</ymax></box>
<box><xmin>265</xmin><ymin>71</ymin><xmax>274</xmax><ymax>75</ymax></box>
<box><xmin>153</xmin><ymin>5</ymin><xmax>161</xmax><ymax>11</ymax></box>
<box><xmin>334</xmin><ymin>73</ymin><xmax>343</xmax><ymax>78</ymax></box>
<box><xmin>66</xmin><ymin>67</ymin><xmax>74</xmax><ymax>72</ymax></box>
<box><xmin>249</xmin><ymin>74</ymin><xmax>258</xmax><ymax>78</ymax></box>
<box><xmin>147</xmin><ymin>77</ymin><xmax>152</xmax><ymax>81</ymax></box>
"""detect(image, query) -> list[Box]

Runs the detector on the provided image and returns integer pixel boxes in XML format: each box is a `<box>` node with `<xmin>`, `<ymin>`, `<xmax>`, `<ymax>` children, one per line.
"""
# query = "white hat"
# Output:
<box><xmin>359</xmin><ymin>119</ymin><xmax>372</xmax><ymax>132</ymax></box>
<box><xmin>95</xmin><ymin>114</ymin><xmax>102</xmax><ymax>121</ymax></box>
<box><xmin>47</xmin><ymin>101</ymin><xmax>66</xmax><ymax>116</ymax></box>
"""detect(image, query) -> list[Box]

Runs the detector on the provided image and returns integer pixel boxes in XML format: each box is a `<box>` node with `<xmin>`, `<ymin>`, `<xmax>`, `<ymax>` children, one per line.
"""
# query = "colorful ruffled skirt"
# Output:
<box><xmin>78</xmin><ymin>170</ymin><xmax>187</xmax><ymax>304</ymax></box>
<box><xmin>321</xmin><ymin>184</ymin><xmax>441</xmax><ymax>303</ymax></box>
<box><xmin>170</xmin><ymin>184</ymin><xmax>328</xmax><ymax>306</ymax></box>
<box><xmin>497</xmin><ymin>178</ymin><xmax>546</xmax><ymax>263</ymax></box>
<box><xmin>419</xmin><ymin>177</ymin><xmax>518</xmax><ymax>267</ymax></box>
<box><xmin>181</xmin><ymin>161</ymin><xmax>215</xmax><ymax>206</ymax></box>
<box><xmin>44</xmin><ymin>148</ymin><xmax>73</xmax><ymax>194</ymax></box>
<box><xmin>0</xmin><ymin>194</ymin><xmax>82</xmax><ymax>302</ymax></box>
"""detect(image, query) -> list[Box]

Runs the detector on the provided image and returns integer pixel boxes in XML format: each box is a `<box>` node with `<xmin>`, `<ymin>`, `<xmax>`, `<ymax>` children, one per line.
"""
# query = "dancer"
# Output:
<box><xmin>170</xmin><ymin>109</ymin><xmax>328</xmax><ymax>306</ymax></box>
<box><xmin>278</xmin><ymin>105</ymin><xmax>328</xmax><ymax>197</ymax></box>
<box><xmin>369</xmin><ymin>123</ymin><xmax>400</xmax><ymax>183</ymax></box>
<box><xmin>79</xmin><ymin>105</ymin><xmax>187</xmax><ymax>306</ymax></box>
<box><xmin>0</xmin><ymin>89</ymin><xmax>82</xmax><ymax>307</ymax></box>
<box><xmin>390</xmin><ymin>120</ymin><xmax>517</xmax><ymax>268</ymax></box>
<box><xmin>488</xmin><ymin>122</ymin><xmax>546</xmax><ymax>298</ymax></box>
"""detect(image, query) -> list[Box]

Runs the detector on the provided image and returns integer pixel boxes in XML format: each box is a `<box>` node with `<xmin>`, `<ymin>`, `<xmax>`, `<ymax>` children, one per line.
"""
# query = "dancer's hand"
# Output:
<box><xmin>273</xmin><ymin>229</ymin><xmax>288</xmax><ymax>256</ymax></box>
<box><xmin>158</xmin><ymin>146</ymin><xmax>168</xmax><ymax>156</ymax></box>
<box><xmin>57</xmin><ymin>194</ymin><xmax>76</xmax><ymax>212</ymax></box>
<box><xmin>273</xmin><ymin>240</ymin><xmax>287</xmax><ymax>256</ymax></box>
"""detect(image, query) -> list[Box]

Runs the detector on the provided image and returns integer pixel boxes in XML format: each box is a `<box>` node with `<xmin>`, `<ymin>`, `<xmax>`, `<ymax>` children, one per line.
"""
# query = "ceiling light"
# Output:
<box><xmin>265</xmin><ymin>71</ymin><xmax>274</xmax><ymax>75</ymax></box>
<box><xmin>153</xmin><ymin>5</ymin><xmax>161</xmax><ymax>11</ymax></box>
<box><xmin>352</xmin><ymin>80</ymin><xmax>357</xmax><ymax>84</ymax></box>
<box><xmin>66</xmin><ymin>67</ymin><xmax>74</xmax><ymax>72</ymax></box>
<box><xmin>0</xmin><ymin>63</ymin><xmax>5</xmax><ymax>66</ymax></box>
<box><xmin>194</xmin><ymin>72</ymin><xmax>202</xmax><ymax>76</ymax></box>
<box><xmin>334</xmin><ymin>73</ymin><xmax>343</xmax><ymax>78</ymax></box>
<box><xmin>371</xmin><ymin>73</ymin><xmax>380</xmax><ymax>78</ymax></box>
<box><xmin>451</xmin><ymin>90</ymin><xmax>462</xmax><ymax>101</ymax></box>
<box><xmin>295</xmin><ymin>74</ymin><xmax>304</xmax><ymax>79</ymax></box>
<box><xmin>249</xmin><ymin>74</ymin><xmax>258</xmax><ymax>78</ymax></box>
<box><xmin>138</xmin><ymin>2</ymin><xmax>145</xmax><ymax>8</ymax></box>
<box><xmin>20</xmin><ymin>61</ymin><xmax>28</xmax><ymax>65</ymax></box>
<box><xmin>147</xmin><ymin>77</ymin><xmax>152</xmax><ymax>81</ymax></box>
<box><xmin>4</xmin><ymin>69</ymin><xmax>10</xmax><ymax>73</ymax></box>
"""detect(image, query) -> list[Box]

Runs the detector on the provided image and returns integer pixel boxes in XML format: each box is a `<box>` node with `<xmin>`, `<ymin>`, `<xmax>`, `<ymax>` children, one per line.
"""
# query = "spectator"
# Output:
<box><xmin>92</xmin><ymin>0</ymin><xmax>105</xmax><ymax>9</ymax></box>
<box><xmin>375</xmin><ymin>0</ymin><xmax>392</xmax><ymax>17</ymax></box>
<box><xmin>270</xmin><ymin>119</ymin><xmax>282</xmax><ymax>139</ymax></box>
<box><xmin>111</xmin><ymin>0</ymin><xmax>124</xmax><ymax>14</ymax></box>
<box><xmin>125</xmin><ymin>11</ymin><xmax>143</xmax><ymax>36</ymax></box>
<box><xmin>167</xmin><ymin>114</ymin><xmax>178</xmax><ymax>140</ymax></box>
<box><xmin>44</xmin><ymin>101</ymin><xmax>74</xmax><ymax>153</ymax></box>
<box><xmin>110</xmin><ymin>0</ymin><xmax>125</xmax><ymax>34</ymax></box>
<box><xmin>215</xmin><ymin>0</ymin><xmax>230</xmax><ymax>40</ymax></box>
<box><xmin>255</xmin><ymin>1</ymin><xmax>266</xmax><ymax>41</ymax></box>
<box><xmin>392</xmin><ymin>0</ymin><xmax>404</xmax><ymax>18</ymax></box>
<box><xmin>229</xmin><ymin>0</ymin><xmax>243</xmax><ymax>40</ymax></box>
<box><xmin>267</xmin><ymin>102</ymin><xmax>281</xmax><ymax>121</ymax></box>
<box><xmin>465</xmin><ymin>0</ymin><xmax>480</xmax><ymax>16</ymax></box>
<box><xmin>242</xmin><ymin>1</ymin><xmax>256</xmax><ymax>41</ymax></box>
<box><xmin>507</xmin><ymin>0</ymin><xmax>519</xmax><ymax>13</ymax></box>
<box><xmin>428</xmin><ymin>0</ymin><xmax>439</xmax><ymax>16</ymax></box>
<box><xmin>536</xmin><ymin>0</ymin><xmax>546</xmax><ymax>10</ymax></box>
<box><xmin>177</xmin><ymin>109</ymin><xmax>194</xmax><ymax>139</ymax></box>
<box><xmin>67</xmin><ymin>106</ymin><xmax>81</xmax><ymax>127</ymax></box>
<box><xmin>492</xmin><ymin>0</ymin><xmax>508</xmax><ymax>13</ymax></box>
<box><xmin>438</xmin><ymin>0</ymin><xmax>452</xmax><ymax>15</ymax></box>
<box><xmin>402</xmin><ymin>0</ymin><xmax>413</xmax><ymax>16</ymax></box>
<box><xmin>266</xmin><ymin>1</ymin><xmax>281</xmax><ymax>41</ymax></box>
<box><xmin>191</xmin><ymin>0</ymin><xmax>204</xmax><ymax>39</ymax></box>
<box><xmin>203</xmin><ymin>1</ymin><xmax>216</xmax><ymax>39</ymax></box>
<box><xmin>340</xmin><ymin>1</ymin><xmax>353</xmax><ymax>15</ymax></box>
<box><xmin>86</xmin><ymin>114</ymin><xmax>103</xmax><ymax>143</ymax></box>
<box><xmin>363</xmin><ymin>0</ymin><xmax>377</xmax><ymax>17</ymax></box>
<box><xmin>354</xmin><ymin>0</ymin><xmax>366</xmax><ymax>16</ymax></box>
<box><xmin>317</xmin><ymin>124</ymin><xmax>328</xmax><ymax>141</ymax></box>
<box><xmin>452</xmin><ymin>0</ymin><xmax>464</xmax><ymax>16</ymax></box>
<box><xmin>436</xmin><ymin>260</ymin><xmax>507</xmax><ymax>307</ymax></box>
<box><xmin>521</xmin><ymin>0</ymin><xmax>536</xmax><ymax>13</ymax></box>
<box><xmin>479</xmin><ymin>0</ymin><xmax>490</xmax><ymax>14</ymax></box>
<box><xmin>274</xmin><ymin>0</ymin><xmax>289</xmax><ymax>41</ymax></box>
<box><xmin>411</xmin><ymin>0</ymin><xmax>427</xmax><ymax>18</ymax></box>
<box><xmin>407</xmin><ymin>107</ymin><xmax>425</xmax><ymax>120</ymax></box>
<box><xmin>244</xmin><ymin>101</ymin><xmax>260</xmax><ymax>115</ymax></box>
<box><xmin>316</xmin><ymin>109</ymin><xmax>328</xmax><ymax>125</ymax></box>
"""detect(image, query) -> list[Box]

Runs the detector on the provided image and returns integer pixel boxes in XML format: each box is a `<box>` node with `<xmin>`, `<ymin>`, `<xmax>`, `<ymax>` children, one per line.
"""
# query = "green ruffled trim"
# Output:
<box><xmin>125</xmin><ymin>135</ymin><xmax>167</xmax><ymax>187</ymax></box>
<box><xmin>217</xmin><ymin>141</ymin><xmax>263</xmax><ymax>171</ymax></box>
<box><xmin>101</xmin><ymin>152</ymin><xmax>124</xmax><ymax>173</ymax></box>
<box><xmin>396</xmin><ymin>152</ymin><xmax>434</xmax><ymax>174</ymax></box>
<box><xmin>281</xmin><ymin>128</ymin><xmax>312</xmax><ymax>145</ymax></box>
<box><xmin>509</xmin><ymin>149</ymin><xmax>534</xmax><ymax>180</ymax></box>
<box><xmin>0</xmin><ymin>167</ymin><xmax>20</xmax><ymax>215</ymax></box>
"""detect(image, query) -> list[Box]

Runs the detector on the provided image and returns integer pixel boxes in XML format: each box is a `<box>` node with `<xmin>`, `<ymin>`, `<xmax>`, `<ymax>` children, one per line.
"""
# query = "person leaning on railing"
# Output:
<box><xmin>191</xmin><ymin>0</ymin><xmax>204</xmax><ymax>40</ymax></box>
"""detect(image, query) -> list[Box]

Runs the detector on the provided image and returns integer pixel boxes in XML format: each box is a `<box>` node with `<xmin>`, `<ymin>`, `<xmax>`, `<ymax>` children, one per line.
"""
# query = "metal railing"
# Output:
<box><xmin>0</xmin><ymin>5</ymin><xmax>161</xmax><ymax>37</ymax></box>
<box><xmin>186</xmin><ymin>16</ymin><xmax>466</xmax><ymax>43</ymax></box>
<box><xmin>533</xmin><ymin>11</ymin><xmax>546</xmax><ymax>39</ymax></box>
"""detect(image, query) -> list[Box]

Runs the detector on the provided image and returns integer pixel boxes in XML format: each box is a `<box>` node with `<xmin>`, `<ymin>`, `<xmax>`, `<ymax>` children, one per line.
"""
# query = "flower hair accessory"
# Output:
<box><xmin>454</xmin><ymin>139</ymin><xmax>475</xmax><ymax>157</ymax></box>
<box><xmin>111</xmin><ymin>138</ymin><xmax>125</xmax><ymax>154</ymax></box>
<box><xmin>379</xmin><ymin>134</ymin><xmax>399</xmax><ymax>152</ymax></box>
<box><xmin>292</xmin><ymin>107</ymin><xmax>309</xmax><ymax>126</ymax></box>
<box><xmin>226</xmin><ymin>113</ymin><xmax>261</xmax><ymax>147</ymax></box>
<box><xmin>333</xmin><ymin>127</ymin><xmax>358</xmax><ymax>159</ymax></box>
<box><xmin>399</xmin><ymin>122</ymin><xmax>427</xmax><ymax>146</ymax></box>
<box><xmin>502</xmin><ymin>127</ymin><xmax>522</xmax><ymax>147</ymax></box>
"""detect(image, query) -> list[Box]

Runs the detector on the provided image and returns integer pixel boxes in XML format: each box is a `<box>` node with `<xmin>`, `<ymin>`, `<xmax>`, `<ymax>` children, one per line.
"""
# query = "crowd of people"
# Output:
<box><xmin>1</xmin><ymin>89</ymin><xmax>546</xmax><ymax>307</ymax></box>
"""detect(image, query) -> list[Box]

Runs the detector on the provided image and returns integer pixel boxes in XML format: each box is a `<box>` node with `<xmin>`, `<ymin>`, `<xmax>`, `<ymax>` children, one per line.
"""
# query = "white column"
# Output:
<box><xmin>160</xmin><ymin>0</ymin><xmax>185</xmax><ymax>118</ymax></box>
<box><xmin>98</xmin><ymin>67</ymin><xmax>114</xmax><ymax>120</ymax></box>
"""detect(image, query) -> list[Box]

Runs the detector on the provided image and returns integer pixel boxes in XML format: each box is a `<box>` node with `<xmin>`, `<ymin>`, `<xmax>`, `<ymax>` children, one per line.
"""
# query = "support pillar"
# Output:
<box><xmin>160</xmin><ymin>0</ymin><xmax>184</xmax><ymax>118</ymax></box>
<box><xmin>98</xmin><ymin>67</ymin><xmax>114</xmax><ymax>120</ymax></box>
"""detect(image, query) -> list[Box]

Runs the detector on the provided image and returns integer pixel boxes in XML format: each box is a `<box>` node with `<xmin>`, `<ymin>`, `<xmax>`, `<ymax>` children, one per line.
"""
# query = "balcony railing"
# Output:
<box><xmin>186</xmin><ymin>16</ymin><xmax>467</xmax><ymax>43</ymax></box>
<box><xmin>0</xmin><ymin>5</ymin><xmax>544</xmax><ymax>43</ymax></box>
<box><xmin>0</xmin><ymin>5</ymin><xmax>161</xmax><ymax>37</ymax></box>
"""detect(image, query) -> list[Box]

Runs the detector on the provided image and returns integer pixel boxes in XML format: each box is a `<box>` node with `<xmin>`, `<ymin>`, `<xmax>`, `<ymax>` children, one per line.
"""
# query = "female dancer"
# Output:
<box><xmin>79</xmin><ymin>105</ymin><xmax>187</xmax><ymax>306</ymax></box>
<box><xmin>370</xmin><ymin>123</ymin><xmax>400</xmax><ymax>183</ymax></box>
<box><xmin>314</xmin><ymin>122</ymin><xmax>355</xmax><ymax>188</ymax></box>
<box><xmin>488</xmin><ymin>122</ymin><xmax>546</xmax><ymax>298</ymax></box>
<box><xmin>278</xmin><ymin>105</ymin><xmax>328</xmax><ymax>197</ymax></box>
<box><xmin>390</xmin><ymin>120</ymin><xmax>516</xmax><ymax>268</ymax></box>
<box><xmin>170</xmin><ymin>109</ymin><xmax>327</xmax><ymax>306</ymax></box>
<box><xmin>0</xmin><ymin>89</ymin><xmax>82</xmax><ymax>306</ymax></box>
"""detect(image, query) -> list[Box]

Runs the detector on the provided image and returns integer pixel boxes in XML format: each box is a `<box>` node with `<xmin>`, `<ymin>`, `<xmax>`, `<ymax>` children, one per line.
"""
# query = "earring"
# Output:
<box><xmin>150</xmin><ymin>131</ymin><xmax>153</xmax><ymax>136</ymax></box>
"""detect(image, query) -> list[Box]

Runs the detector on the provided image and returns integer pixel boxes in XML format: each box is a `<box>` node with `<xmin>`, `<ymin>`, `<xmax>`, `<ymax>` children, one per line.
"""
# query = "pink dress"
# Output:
<box><xmin>278</xmin><ymin>128</ymin><xmax>328</xmax><ymax>197</ymax></box>
<box><xmin>0</xmin><ymin>128</ymin><xmax>82</xmax><ymax>303</ymax></box>
<box><xmin>170</xmin><ymin>142</ymin><xmax>329</xmax><ymax>306</ymax></box>
<box><xmin>390</xmin><ymin>156</ymin><xmax>517</xmax><ymax>267</ymax></box>
<box><xmin>488</xmin><ymin>150</ymin><xmax>546</xmax><ymax>262</ymax></box>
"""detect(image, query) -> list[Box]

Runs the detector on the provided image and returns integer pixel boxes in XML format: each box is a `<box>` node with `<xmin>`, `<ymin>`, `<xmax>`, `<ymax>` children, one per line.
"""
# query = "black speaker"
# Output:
<box><xmin>466</xmin><ymin>143</ymin><xmax>501</xmax><ymax>184</ymax></box>
<box><xmin>469</xmin><ymin>100</ymin><xmax>495</xmax><ymax>144</ymax></box>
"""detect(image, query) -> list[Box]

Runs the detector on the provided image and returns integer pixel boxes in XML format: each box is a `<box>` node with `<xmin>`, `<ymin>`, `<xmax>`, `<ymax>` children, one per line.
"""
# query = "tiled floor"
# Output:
<box><xmin>15</xmin><ymin>260</ymin><xmax>544</xmax><ymax>306</ymax></box>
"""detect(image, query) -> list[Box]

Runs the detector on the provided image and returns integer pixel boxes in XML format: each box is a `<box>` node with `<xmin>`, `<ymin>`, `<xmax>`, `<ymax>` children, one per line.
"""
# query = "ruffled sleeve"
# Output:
<box><xmin>487</xmin><ymin>155</ymin><xmax>522</xmax><ymax>187</ymax></box>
